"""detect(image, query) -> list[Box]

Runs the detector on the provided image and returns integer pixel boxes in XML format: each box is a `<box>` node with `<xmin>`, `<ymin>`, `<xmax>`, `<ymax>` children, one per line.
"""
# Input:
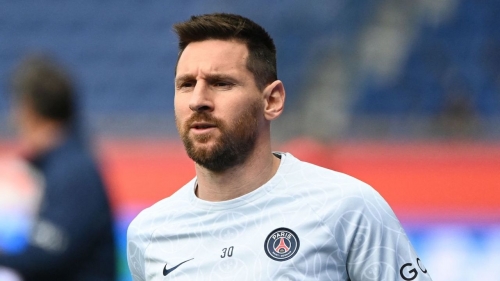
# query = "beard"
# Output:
<box><xmin>176</xmin><ymin>100</ymin><xmax>261</xmax><ymax>172</ymax></box>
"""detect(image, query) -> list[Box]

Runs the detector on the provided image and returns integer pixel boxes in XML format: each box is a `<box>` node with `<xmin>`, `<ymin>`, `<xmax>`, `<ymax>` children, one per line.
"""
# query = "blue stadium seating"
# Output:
<box><xmin>0</xmin><ymin>0</ymin><xmax>377</xmax><ymax>119</ymax></box>
<box><xmin>353</xmin><ymin>0</ymin><xmax>500</xmax><ymax>119</ymax></box>
<box><xmin>1</xmin><ymin>0</ymin><xmax>497</xmax><ymax>136</ymax></box>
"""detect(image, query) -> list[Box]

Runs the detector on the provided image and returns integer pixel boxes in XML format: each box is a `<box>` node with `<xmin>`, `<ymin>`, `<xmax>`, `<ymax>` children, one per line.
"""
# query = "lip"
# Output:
<box><xmin>189</xmin><ymin>122</ymin><xmax>217</xmax><ymax>133</ymax></box>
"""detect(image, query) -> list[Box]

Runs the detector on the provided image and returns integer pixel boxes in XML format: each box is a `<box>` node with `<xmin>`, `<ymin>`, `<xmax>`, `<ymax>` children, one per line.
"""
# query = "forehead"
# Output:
<box><xmin>176</xmin><ymin>39</ymin><xmax>249</xmax><ymax>77</ymax></box>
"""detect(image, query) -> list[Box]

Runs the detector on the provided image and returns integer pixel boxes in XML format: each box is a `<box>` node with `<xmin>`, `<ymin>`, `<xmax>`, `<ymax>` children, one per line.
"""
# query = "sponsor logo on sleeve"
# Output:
<box><xmin>400</xmin><ymin>258</ymin><xmax>428</xmax><ymax>280</ymax></box>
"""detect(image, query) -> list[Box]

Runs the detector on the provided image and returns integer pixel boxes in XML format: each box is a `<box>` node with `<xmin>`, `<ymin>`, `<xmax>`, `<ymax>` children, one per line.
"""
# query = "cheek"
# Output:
<box><xmin>235</xmin><ymin>97</ymin><xmax>263</xmax><ymax>118</ymax></box>
<box><xmin>174</xmin><ymin>110</ymin><xmax>186</xmax><ymax>132</ymax></box>
<box><xmin>174</xmin><ymin>97</ymin><xmax>188</xmax><ymax>119</ymax></box>
<box><xmin>173</xmin><ymin>95</ymin><xmax>182</xmax><ymax>112</ymax></box>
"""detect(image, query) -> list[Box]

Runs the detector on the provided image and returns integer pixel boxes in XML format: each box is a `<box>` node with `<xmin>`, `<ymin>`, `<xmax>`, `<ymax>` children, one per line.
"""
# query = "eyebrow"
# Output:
<box><xmin>175</xmin><ymin>74</ymin><xmax>195</xmax><ymax>86</ymax></box>
<box><xmin>175</xmin><ymin>73</ymin><xmax>237</xmax><ymax>85</ymax></box>
<box><xmin>205</xmin><ymin>74</ymin><xmax>237</xmax><ymax>84</ymax></box>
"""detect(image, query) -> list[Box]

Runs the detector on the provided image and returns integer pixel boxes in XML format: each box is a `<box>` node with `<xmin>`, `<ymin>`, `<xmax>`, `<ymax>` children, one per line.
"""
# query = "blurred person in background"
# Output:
<box><xmin>127</xmin><ymin>13</ymin><xmax>432</xmax><ymax>281</ymax></box>
<box><xmin>0</xmin><ymin>55</ymin><xmax>116</xmax><ymax>281</ymax></box>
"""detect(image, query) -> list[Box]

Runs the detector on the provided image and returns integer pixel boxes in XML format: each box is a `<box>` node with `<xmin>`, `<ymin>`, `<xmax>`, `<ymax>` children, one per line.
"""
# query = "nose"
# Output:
<box><xmin>188</xmin><ymin>82</ymin><xmax>213</xmax><ymax>112</ymax></box>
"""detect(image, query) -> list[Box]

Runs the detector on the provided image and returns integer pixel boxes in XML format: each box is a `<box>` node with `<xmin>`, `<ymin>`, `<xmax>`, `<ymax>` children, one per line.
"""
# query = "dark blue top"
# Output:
<box><xmin>0</xmin><ymin>133</ymin><xmax>116</xmax><ymax>281</ymax></box>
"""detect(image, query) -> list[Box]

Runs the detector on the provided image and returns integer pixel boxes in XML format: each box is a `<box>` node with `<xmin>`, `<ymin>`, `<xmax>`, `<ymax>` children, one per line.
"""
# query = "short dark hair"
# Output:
<box><xmin>173</xmin><ymin>13</ymin><xmax>277</xmax><ymax>90</ymax></box>
<box><xmin>11</xmin><ymin>55</ymin><xmax>75</xmax><ymax>123</ymax></box>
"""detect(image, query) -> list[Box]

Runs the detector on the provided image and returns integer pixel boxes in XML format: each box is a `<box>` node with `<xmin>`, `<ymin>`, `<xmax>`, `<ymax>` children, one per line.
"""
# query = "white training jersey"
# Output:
<box><xmin>127</xmin><ymin>153</ymin><xmax>432</xmax><ymax>281</ymax></box>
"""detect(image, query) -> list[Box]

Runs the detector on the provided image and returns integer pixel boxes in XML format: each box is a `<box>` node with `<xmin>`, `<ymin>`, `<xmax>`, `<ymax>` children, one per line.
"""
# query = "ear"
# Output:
<box><xmin>262</xmin><ymin>80</ymin><xmax>285</xmax><ymax>121</ymax></box>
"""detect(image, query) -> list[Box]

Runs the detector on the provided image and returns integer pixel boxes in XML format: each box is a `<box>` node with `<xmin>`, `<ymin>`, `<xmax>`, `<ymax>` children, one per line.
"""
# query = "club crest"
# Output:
<box><xmin>264</xmin><ymin>227</ymin><xmax>300</xmax><ymax>261</ymax></box>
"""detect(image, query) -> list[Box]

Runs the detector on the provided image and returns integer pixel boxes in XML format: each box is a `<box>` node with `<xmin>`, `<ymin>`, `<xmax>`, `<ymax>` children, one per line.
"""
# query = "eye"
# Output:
<box><xmin>176</xmin><ymin>81</ymin><xmax>195</xmax><ymax>91</ymax></box>
<box><xmin>213</xmin><ymin>81</ymin><xmax>234</xmax><ymax>90</ymax></box>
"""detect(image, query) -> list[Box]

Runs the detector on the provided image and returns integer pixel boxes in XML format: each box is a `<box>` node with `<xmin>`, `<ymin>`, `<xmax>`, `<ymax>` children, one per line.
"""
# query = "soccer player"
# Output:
<box><xmin>0</xmin><ymin>55</ymin><xmax>116</xmax><ymax>281</ymax></box>
<box><xmin>127</xmin><ymin>13</ymin><xmax>432</xmax><ymax>281</ymax></box>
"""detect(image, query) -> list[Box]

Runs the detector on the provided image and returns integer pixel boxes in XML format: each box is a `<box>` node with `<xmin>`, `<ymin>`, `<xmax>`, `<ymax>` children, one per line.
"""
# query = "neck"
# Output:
<box><xmin>194</xmin><ymin>142</ymin><xmax>280</xmax><ymax>202</ymax></box>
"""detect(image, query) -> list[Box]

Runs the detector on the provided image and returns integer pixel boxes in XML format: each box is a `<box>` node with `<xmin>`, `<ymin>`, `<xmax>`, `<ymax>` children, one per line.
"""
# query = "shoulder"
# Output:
<box><xmin>127</xmin><ymin>178</ymin><xmax>196</xmax><ymax>279</ymax></box>
<box><xmin>281</xmin><ymin>152</ymin><xmax>375</xmax><ymax>197</ymax></box>
<box><xmin>44</xmin><ymin>138</ymin><xmax>98</xmax><ymax>177</ymax></box>
<box><xmin>127</xmin><ymin>178</ymin><xmax>196</xmax><ymax>244</ymax></box>
<box><xmin>281</xmin><ymin>153</ymin><xmax>393</xmax><ymax>220</ymax></box>
<box><xmin>35</xmin><ymin>138</ymin><xmax>106</xmax><ymax>200</ymax></box>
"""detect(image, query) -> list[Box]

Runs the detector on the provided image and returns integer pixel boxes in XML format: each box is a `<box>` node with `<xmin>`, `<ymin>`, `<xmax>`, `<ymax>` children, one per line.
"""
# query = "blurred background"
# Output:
<box><xmin>0</xmin><ymin>0</ymin><xmax>499</xmax><ymax>280</ymax></box>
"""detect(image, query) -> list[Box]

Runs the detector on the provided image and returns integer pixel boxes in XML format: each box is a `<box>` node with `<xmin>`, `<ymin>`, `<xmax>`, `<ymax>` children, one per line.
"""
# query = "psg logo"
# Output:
<box><xmin>264</xmin><ymin>227</ymin><xmax>300</xmax><ymax>261</ymax></box>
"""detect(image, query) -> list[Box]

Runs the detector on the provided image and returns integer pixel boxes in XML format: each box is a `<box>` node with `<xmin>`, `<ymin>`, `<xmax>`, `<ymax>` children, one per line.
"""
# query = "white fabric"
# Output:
<box><xmin>127</xmin><ymin>153</ymin><xmax>432</xmax><ymax>281</ymax></box>
<box><xmin>0</xmin><ymin>267</ymin><xmax>22</xmax><ymax>281</ymax></box>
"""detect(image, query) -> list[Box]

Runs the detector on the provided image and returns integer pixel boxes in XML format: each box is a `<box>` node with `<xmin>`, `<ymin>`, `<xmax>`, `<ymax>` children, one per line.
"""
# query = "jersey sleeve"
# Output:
<box><xmin>127</xmin><ymin>213</ymin><xmax>148</xmax><ymax>281</ymax></box>
<box><xmin>331</xmin><ymin>184</ymin><xmax>433</xmax><ymax>281</ymax></box>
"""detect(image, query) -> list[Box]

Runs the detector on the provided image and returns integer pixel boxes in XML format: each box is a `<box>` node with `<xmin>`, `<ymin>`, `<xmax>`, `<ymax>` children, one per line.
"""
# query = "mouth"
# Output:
<box><xmin>190</xmin><ymin>122</ymin><xmax>216</xmax><ymax>131</ymax></box>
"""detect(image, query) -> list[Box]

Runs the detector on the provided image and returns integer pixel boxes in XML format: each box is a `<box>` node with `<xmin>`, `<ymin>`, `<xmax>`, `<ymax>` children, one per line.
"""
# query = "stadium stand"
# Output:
<box><xmin>0</xmin><ymin>0</ymin><xmax>380</xmax><ymax>137</ymax></box>
<box><xmin>351</xmin><ymin>0</ymin><xmax>500</xmax><ymax>138</ymax></box>
<box><xmin>0</xmin><ymin>0</ymin><xmax>498</xmax><ymax>139</ymax></box>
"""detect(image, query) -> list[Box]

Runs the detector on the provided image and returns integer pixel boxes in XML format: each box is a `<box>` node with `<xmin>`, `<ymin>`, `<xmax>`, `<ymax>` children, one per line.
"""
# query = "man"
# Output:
<box><xmin>127</xmin><ymin>13</ymin><xmax>432</xmax><ymax>280</ymax></box>
<box><xmin>0</xmin><ymin>56</ymin><xmax>116</xmax><ymax>281</ymax></box>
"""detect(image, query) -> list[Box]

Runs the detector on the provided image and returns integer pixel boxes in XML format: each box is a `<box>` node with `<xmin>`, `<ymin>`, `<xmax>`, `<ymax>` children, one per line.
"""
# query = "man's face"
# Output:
<box><xmin>174</xmin><ymin>39</ymin><xmax>264</xmax><ymax>172</ymax></box>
